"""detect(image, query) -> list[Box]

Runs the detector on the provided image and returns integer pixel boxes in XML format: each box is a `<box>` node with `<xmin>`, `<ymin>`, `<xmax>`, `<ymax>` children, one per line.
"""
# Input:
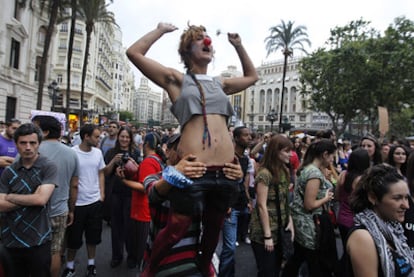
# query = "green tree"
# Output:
<box><xmin>389</xmin><ymin>106</ymin><xmax>414</xmax><ymax>138</ymax></box>
<box><xmin>119</xmin><ymin>110</ymin><xmax>134</xmax><ymax>122</ymax></box>
<box><xmin>300</xmin><ymin>17</ymin><xmax>414</xmax><ymax>138</ymax></box>
<box><xmin>265</xmin><ymin>20</ymin><xmax>310</xmax><ymax>132</ymax></box>
<box><xmin>78</xmin><ymin>0</ymin><xmax>117</xmax><ymax>126</ymax></box>
<box><xmin>300</xmin><ymin>20</ymin><xmax>380</xmax><ymax>136</ymax></box>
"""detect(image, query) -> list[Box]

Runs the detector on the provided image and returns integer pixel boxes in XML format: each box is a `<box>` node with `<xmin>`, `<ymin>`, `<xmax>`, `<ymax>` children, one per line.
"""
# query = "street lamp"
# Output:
<box><xmin>48</xmin><ymin>80</ymin><xmax>60</xmax><ymax>112</ymax></box>
<box><xmin>266</xmin><ymin>109</ymin><xmax>277</xmax><ymax>132</ymax></box>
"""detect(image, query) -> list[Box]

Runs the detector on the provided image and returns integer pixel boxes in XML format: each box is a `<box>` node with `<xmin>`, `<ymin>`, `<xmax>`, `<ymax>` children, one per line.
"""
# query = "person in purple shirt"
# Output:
<box><xmin>0</xmin><ymin>118</ymin><xmax>20</xmax><ymax>176</ymax></box>
<box><xmin>335</xmin><ymin>149</ymin><xmax>370</xmax><ymax>250</ymax></box>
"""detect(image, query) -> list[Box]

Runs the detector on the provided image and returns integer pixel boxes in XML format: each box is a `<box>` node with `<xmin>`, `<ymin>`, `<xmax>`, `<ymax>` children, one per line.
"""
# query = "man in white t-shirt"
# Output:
<box><xmin>62</xmin><ymin>124</ymin><xmax>106</xmax><ymax>277</ymax></box>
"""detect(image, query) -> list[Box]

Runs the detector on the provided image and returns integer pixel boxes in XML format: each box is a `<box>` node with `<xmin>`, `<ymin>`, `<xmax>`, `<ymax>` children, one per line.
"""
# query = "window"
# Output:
<box><xmin>14</xmin><ymin>1</ymin><xmax>23</xmax><ymax>20</ymax></box>
<box><xmin>10</xmin><ymin>38</ymin><xmax>20</xmax><ymax>69</ymax></box>
<box><xmin>35</xmin><ymin>56</ymin><xmax>42</xmax><ymax>81</ymax></box>
<box><xmin>6</xmin><ymin>97</ymin><xmax>17</xmax><ymax>122</ymax></box>
<box><xmin>74</xmin><ymin>41</ymin><xmax>81</xmax><ymax>52</ymax></box>
<box><xmin>59</xmin><ymin>39</ymin><xmax>67</xmax><ymax>50</ymax></box>
<box><xmin>38</xmin><ymin>26</ymin><xmax>47</xmax><ymax>45</ymax></box>
<box><xmin>57</xmin><ymin>74</ymin><xmax>63</xmax><ymax>83</ymax></box>
<box><xmin>75</xmin><ymin>23</ymin><xmax>83</xmax><ymax>35</ymax></box>
<box><xmin>60</xmin><ymin>23</ymin><xmax>68</xmax><ymax>32</ymax></box>
<box><xmin>73</xmin><ymin>58</ymin><xmax>81</xmax><ymax>69</ymax></box>
<box><xmin>57</xmin><ymin>56</ymin><xmax>65</xmax><ymax>66</ymax></box>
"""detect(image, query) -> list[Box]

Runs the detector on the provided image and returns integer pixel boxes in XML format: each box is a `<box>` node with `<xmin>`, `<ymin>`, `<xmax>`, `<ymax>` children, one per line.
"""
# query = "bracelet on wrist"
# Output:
<box><xmin>263</xmin><ymin>236</ymin><xmax>272</xmax><ymax>240</ymax></box>
<box><xmin>162</xmin><ymin>165</ymin><xmax>193</xmax><ymax>189</ymax></box>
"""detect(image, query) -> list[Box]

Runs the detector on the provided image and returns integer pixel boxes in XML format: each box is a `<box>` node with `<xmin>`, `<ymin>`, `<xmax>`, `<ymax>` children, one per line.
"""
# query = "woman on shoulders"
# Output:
<box><xmin>127</xmin><ymin>22</ymin><xmax>258</xmax><ymax>276</ymax></box>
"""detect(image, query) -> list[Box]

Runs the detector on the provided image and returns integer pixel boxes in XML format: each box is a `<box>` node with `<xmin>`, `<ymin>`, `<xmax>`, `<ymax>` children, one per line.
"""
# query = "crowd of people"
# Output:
<box><xmin>1</xmin><ymin>20</ymin><xmax>414</xmax><ymax>277</ymax></box>
<box><xmin>2</xmin><ymin>114</ymin><xmax>414</xmax><ymax>277</ymax></box>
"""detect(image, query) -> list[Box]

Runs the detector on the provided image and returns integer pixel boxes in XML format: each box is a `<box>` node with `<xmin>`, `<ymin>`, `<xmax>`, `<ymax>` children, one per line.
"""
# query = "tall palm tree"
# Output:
<box><xmin>36</xmin><ymin>0</ymin><xmax>62</xmax><ymax>110</ymax></box>
<box><xmin>265</xmin><ymin>20</ymin><xmax>311</xmax><ymax>132</ymax></box>
<box><xmin>77</xmin><ymin>0</ymin><xmax>117</xmax><ymax>126</ymax></box>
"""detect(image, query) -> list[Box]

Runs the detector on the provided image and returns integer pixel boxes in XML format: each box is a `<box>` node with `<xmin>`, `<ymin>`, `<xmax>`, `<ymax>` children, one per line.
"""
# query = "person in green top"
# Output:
<box><xmin>249</xmin><ymin>135</ymin><xmax>295</xmax><ymax>276</ymax></box>
<box><xmin>282</xmin><ymin>139</ymin><xmax>336</xmax><ymax>277</ymax></box>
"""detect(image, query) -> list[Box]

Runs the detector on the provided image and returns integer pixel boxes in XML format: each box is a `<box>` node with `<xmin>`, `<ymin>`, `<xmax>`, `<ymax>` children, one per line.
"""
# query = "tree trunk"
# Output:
<box><xmin>80</xmin><ymin>24</ymin><xmax>92</xmax><ymax>127</ymax></box>
<box><xmin>65</xmin><ymin>0</ymin><xmax>76</xmax><ymax>130</ymax></box>
<box><xmin>36</xmin><ymin>0</ymin><xmax>60</xmax><ymax>110</ymax></box>
<box><xmin>278</xmin><ymin>53</ymin><xmax>289</xmax><ymax>133</ymax></box>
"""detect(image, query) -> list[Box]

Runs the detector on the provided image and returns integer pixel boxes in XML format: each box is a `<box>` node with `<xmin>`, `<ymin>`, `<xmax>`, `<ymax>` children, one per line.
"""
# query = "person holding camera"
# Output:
<box><xmin>102</xmin><ymin>126</ymin><xmax>141</xmax><ymax>269</ymax></box>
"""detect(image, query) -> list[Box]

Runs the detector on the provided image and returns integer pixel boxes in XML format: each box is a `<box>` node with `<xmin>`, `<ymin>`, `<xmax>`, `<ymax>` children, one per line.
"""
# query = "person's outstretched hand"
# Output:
<box><xmin>227</xmin><ymin>33</ymin><xmax>242</xmax><ymax>47</ymax></box>
<box><xmin>157</xmin><ymin>22</ymin><xmax>178</xmax><ymax>33</ymax></box>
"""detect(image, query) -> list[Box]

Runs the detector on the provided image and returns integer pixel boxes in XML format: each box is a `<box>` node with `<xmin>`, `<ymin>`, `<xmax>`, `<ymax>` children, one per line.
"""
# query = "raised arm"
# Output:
<box><xmin>222</xmin><ymin>33</ymin><xmax>258</xmax><ymax>94</ymax></box>
<box><xmin>126</xmin><ymin>23</ymin><xmax>183</xmax><ymax>99</ymax></box>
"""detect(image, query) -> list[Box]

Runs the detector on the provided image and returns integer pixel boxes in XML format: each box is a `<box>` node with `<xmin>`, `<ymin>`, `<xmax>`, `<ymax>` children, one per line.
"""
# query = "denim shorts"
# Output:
<box><xmin>168</xmin><ymin>167</ymin><xmax>238</xmax><ymax>215</ymax></box>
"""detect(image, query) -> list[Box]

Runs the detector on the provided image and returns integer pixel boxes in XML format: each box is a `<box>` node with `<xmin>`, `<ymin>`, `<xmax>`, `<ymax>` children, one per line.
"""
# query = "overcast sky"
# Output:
<box><xmin>108</xmin><ymin>0</ymin><xmax>413</xmax><ymax>87</ymax></box>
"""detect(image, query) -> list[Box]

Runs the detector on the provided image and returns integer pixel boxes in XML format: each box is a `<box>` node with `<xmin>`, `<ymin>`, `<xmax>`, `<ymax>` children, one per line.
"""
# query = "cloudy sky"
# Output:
<box><xmin>108</xmin><ymin>0</ymin><xmax>413</xmax><ymax>87</ymax></box>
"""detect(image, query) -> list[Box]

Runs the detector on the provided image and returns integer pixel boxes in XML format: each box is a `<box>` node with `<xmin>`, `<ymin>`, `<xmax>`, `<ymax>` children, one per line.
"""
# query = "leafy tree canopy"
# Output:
<box><xmin>299</xmin><ymin>17</ymin><xmax>414</xmax><ymax>138</ymax></box>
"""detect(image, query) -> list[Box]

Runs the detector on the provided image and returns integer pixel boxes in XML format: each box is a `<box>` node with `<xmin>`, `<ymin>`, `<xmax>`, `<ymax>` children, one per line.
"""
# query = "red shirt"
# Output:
<box><xmin>130</xmin><ymin>154</ymin><xmax>163</xmax><ymax>222</ymax></box>
<box><xmin>290</xmin><ymin>150</ymin><xmax>300</xmax><ymax>170</ymax></box>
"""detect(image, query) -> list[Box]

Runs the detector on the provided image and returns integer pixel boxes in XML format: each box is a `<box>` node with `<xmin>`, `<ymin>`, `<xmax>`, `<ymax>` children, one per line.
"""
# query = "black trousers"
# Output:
<box><xmin>110</xmin><ymin>194</ymin><xmax>134</xmax><ymax>261</ymax></box>
<box><xmin>7</xmin><ymin>241</ymin><xmax>51</xmax><ymax>277</ymax></box>
<box><xmin>251</xmin><ymin>241</ymin><xmax>283</xmax><ymax>277</ymax></box>
<box><xmin>281</xmin><ymin>241</ymin><xmax>332</xmax><ymax>277</ymax></box>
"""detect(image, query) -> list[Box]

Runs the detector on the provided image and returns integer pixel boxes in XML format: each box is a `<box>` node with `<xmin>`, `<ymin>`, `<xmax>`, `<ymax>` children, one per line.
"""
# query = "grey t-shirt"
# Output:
<box><xmin>39</xmin><ymin>140</ymin><xmax>79</xmax><ymax>217</ymax></box>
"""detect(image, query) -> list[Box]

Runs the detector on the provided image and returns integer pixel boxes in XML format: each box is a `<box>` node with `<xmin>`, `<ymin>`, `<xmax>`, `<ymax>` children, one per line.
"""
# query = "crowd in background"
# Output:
<box><xmin>1</xmin><ymin>117</ymin><xmax>414</xmax><ymax>276</ymax></box>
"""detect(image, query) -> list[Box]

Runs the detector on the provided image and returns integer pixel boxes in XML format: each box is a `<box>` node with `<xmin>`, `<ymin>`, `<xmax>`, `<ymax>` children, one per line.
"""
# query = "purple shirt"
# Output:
<box><xmin>337</xmin><ymin>182</ymin><xmax>354</xmax><ymax>228</ymax></box>
<box><xmin>0</xmin><ymin>134</ymin><xmax>18</xmax><ymax>176</ymax></box>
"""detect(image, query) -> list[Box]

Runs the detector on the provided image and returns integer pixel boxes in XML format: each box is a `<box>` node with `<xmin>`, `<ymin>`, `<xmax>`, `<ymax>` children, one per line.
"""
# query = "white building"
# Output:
<box><xmin>0</xmin><ymin>2</ymin><xmax>135</xmax><ymax>129</ymax></box>
<box><xmin>133</xmin><ymin>77</ymin><xmax>162</xmax><ymax>127</ymax></box>
<box><xmin>0</xmin><ymin>1</ymin><xmax>52</xmax><ymax>122</ymax></box>
<box><xmin>246</xmin><ymin>57</ymin><xmax>331</xmax><ymax>132</ymax></box>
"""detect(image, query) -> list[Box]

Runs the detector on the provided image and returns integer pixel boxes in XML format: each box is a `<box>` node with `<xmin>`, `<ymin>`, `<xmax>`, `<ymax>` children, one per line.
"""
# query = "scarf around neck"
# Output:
<box><xmin>354</xmin><ymin>209</ymin><xmax>414</xmax><ymax>276</ymax></box>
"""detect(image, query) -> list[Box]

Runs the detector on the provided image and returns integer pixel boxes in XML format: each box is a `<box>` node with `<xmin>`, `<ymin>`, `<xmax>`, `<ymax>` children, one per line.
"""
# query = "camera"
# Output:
<box><xmin>119</xmin><ymin>152</ymin><xmax>130</xmax><ymax>167</ymax></box>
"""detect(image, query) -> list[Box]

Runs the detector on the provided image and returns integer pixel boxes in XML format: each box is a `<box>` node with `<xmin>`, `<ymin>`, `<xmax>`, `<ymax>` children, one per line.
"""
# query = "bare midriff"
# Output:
<box><xmin>177</xmin><ymin>114</ymin><xmax>234</xmax><ymax>166</ymax></box>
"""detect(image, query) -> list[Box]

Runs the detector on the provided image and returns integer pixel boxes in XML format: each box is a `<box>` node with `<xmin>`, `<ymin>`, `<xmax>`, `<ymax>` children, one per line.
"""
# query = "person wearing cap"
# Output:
<box><xmin>118</xmin><ymin>132</ymin><xmax>167</xmax><ymax>270</ymax></box>
<box><xmin>0</xmin><ymin>118</ymin><xmax>21</xmax><ymax>176</ymax></box>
